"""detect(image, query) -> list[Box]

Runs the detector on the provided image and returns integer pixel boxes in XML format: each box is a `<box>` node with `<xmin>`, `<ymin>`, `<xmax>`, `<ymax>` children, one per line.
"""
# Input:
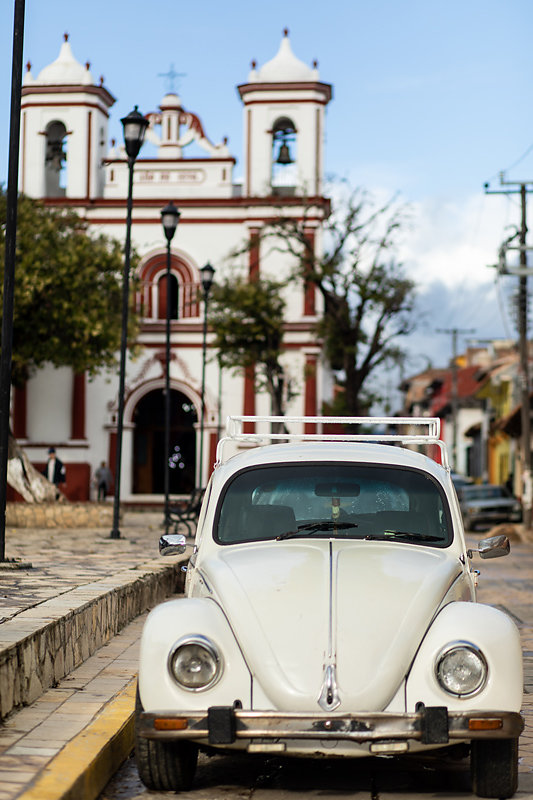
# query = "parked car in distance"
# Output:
<box><xmin>136</xmin><ymin>416</ymin><xmax>524</xmax><ymax>799</ymax></box>
<box><xmin>458</xmin><ymin>484</ymin><xmax>522</xmax><ymax>531</ymax></box>
<box><xmin>451</xmin><ymin>472</ymin><xmax>473</xmax><ymax>490</ymax></box>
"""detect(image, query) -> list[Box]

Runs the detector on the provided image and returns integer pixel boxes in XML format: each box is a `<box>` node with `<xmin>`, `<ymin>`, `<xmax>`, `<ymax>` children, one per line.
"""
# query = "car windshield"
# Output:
<box><xmin>215</xmin><ymin>463</ymin><xmax>451</xmax><ymax>546</ymax></box>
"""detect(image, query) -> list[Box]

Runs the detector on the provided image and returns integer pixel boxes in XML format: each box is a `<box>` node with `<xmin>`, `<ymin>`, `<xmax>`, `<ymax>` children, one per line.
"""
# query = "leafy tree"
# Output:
<box><xmin>0</xmin><ymin>191</ymin><xmax>137</xmax><ymax>386</ymax></box>
<box><xmin>210</xmin><ymin>276</ymin><xmax>292</xmax><ymax>430</ymax></box>
<box><xmin>259</xmin><ymin>186</ymin><xmax>416</xmax><ymax>416</ymax></box>
<box><xmin>0</xmin><ymin>191</ymin><xmax>138</xmax><ymax>500</ymax></box>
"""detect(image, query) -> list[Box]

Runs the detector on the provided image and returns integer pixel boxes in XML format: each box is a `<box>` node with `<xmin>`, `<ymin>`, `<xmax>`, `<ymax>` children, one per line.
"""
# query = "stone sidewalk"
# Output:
<box><xmin>0</xmin><ymin>514</ymin><xmax>532</xmax><ymax>799</ymax></box>
<box><xmin>0</xmin><ymin>510</ymin><xmax>188</xmax><ymax>720</ymax></box>
<box><xmin>0</xmin><ymin>509</ymin><xmax>190</xmax><ymax>800</ymax></box>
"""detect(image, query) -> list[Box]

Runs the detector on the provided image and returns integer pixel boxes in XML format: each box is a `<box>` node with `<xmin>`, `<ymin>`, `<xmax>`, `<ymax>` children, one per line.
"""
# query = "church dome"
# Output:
<box><xmin>160</xmin><ymin>92</ymin><xmax>182</xmax><ymax>109</ymax></box>
<box><xmin>254</xmin><ymin>30</ymin><xmax>317</xmax><ymax>83</ymax></box>
<box><xmin>36</xmin><ymin>35</ymin><xmax>93</xmax><ymax>85</ymax></box>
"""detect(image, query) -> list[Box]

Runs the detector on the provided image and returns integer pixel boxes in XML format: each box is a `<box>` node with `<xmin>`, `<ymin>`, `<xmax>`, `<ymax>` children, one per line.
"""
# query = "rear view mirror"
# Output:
<box><xmin>159</xmin><ymin>533</ymin><xmax>187</xmax><ymax>556</ymax></box>
<box><xmin>315</xmin><ymin>482</ymin><xmax>360</xmax><ymax>497</ymax></box>
<box><xmin>478</xmin><ymin>534</ymin><xmax>510</xmax><ymax>559</ymax></box>
<box><xmin>468</xmin><ymin>533</ymin><xmax>510</xmax><ymax>560</ymax></box>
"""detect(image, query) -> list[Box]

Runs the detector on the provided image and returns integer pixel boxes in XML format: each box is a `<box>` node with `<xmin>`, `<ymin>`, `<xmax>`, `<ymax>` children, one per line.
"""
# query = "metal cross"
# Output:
<box><xmin>158</xmin><ymin>63</ymin><xmax>186</xmax><ymax>94</ymax></box>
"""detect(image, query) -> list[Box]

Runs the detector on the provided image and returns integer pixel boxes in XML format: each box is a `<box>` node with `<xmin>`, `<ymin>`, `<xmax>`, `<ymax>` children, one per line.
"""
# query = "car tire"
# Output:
<box><xmin>470</xmin><ymin>738</ymin><xmax>518</xmax><ymax>798</ymax></box>
<box><xmin>134</xmin><ymin>687</ymin><xmax>198</xmax><ymax>792</ymax></box>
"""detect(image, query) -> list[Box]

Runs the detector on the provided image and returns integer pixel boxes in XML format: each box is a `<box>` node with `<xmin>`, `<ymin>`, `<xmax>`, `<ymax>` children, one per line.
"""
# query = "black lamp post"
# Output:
<box><xmin>110</xmin><ymin>106</ymin><xmax>148</xmax><ymax>540</ymax></box>
<box><xmin>160</xmin><ymin>201</ymin><xmax>180</xmax><ymax>533</ymax></box>
<box><xmin>198</xmin><ymin>263</ymin><xmax>215</xmax><ymax>488</ymax></box>
<box><xmin>0</xmin><ymin>0</ymin><xmax>25</xmax><ymax>563</ymax></box>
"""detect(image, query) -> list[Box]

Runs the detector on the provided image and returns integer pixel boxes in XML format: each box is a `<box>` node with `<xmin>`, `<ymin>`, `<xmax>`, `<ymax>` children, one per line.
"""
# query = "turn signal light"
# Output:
<box><xmin>154</xmin><ymin>718</ymin><xmax>188</xmax><ymax>731</ymax></box>
<box><xmin>468</xmin><ymin>718</ymin><xmax>503</xmax><ymax>731</ymax></box>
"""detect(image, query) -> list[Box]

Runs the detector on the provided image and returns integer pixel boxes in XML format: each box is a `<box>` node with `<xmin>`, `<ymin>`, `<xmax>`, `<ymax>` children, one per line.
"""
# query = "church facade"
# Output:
<box><xmin>14</xmin><ymin>31</ymin><xmax>333</xmax><ymax>503</ymax></box>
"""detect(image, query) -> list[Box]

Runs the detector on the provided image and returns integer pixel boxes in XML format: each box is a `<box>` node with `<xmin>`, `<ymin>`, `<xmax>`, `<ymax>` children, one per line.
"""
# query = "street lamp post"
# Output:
<box><xmin>160</xmin><ymin>202</ymin><xmax>181</xmax><ymax>533</ymax></box>
<box><xmin>198</xmin><ymin>263</ymin><xmax>215</xmax><ymax>488</ymax></box>
<box><xmin>0</xmin><ymin>0</ymin><xmax>26</xmax><ymax>563</ymax></box>
<box><xmin>110</xmin><ymin>107</ymin><xmax>148</xmax><ymax>540</ymax></box>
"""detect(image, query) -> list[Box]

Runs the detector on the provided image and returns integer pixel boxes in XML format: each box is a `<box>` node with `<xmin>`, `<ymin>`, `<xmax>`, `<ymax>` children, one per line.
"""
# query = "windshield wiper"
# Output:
<box><xmin>364</xmin><ymin>531</ymin><xmax>443</xmax><ymax>542</ymax></box>
<box><xmin>276</xmin><ymin>521</ymin><xmax>358</xmax><ymax>541</ymax></box>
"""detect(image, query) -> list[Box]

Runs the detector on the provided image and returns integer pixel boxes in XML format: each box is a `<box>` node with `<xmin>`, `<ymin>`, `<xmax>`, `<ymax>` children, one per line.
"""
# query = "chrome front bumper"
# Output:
<box><xmin>138</xmin><ymin>706</ymin><xmax>524</xmax><ymax>748</ymax></box>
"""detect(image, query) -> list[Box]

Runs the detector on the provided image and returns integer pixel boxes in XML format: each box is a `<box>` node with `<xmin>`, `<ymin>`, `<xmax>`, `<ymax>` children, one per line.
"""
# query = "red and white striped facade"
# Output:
<box><xmin>14</xmin><ymin>32</ymin><xmax>333</xmax><ymax>502</ymax></box>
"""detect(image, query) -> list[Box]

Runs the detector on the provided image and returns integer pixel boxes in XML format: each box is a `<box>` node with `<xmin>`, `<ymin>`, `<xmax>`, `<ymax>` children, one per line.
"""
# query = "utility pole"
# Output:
<box><xmin>485</xmin><ymin>175</ymin><xmax>533</xmax><ymax>529</ymax></box>
<box><xmin>437</xmin><ymin>327</ymin><xmax>475</xmax><ymax>473</ymax></box>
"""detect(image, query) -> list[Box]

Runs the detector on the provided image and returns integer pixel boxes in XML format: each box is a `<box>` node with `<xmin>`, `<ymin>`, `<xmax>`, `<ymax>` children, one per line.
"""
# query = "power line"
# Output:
<box><xmin>504</xmin><ymin>143</ymin><xmax>533</xmax><ymax>175</ymax></box>
<box><xmin>485</xmin><ymin>175</ymin><xmax>533</xmax><ymax>529</ymax></box>
<box><xmin>485</xmin><ymin>143</ymin><xmax>533</xmax><ymax>185</ymax></box>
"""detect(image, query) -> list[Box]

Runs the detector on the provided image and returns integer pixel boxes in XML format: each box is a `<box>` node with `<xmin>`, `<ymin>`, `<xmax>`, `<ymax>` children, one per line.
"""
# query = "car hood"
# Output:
<box><xmin>200</xmin><ymin>540</ymin><xmax>462</xmax><ymax>712</ymax></box>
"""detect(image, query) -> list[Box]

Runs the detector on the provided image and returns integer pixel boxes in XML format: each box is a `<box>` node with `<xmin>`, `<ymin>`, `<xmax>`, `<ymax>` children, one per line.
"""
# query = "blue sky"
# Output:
<box><xmin>2</xmin><ymin>0</ymin><xmax>533</xmax><ymax>379</ymax></box>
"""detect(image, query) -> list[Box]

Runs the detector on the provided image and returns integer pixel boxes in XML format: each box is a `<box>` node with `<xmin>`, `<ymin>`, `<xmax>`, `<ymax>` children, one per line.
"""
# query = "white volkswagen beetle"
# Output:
<box><xmin>135</xmin><ymin>416</ymin><xmax>523</xmax><ymax>798</ymax></box>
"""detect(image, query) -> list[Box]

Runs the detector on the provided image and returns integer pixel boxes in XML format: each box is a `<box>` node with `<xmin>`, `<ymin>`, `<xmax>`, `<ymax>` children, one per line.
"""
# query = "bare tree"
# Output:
<box><xmin>259</xmin><ymin>186</ymin><xmax>416</xmax><ymax>415</ymax></box>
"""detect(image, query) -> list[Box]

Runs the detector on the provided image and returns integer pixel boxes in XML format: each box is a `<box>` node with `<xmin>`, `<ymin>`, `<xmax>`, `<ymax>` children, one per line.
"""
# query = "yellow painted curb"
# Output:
<box><xmin>18</xmin><ymin>677</ymin><xmax>137</xmax><ymax>800</ymax></box>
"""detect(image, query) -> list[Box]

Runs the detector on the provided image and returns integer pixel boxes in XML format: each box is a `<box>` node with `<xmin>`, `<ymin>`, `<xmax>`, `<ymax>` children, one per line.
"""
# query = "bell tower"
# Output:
<box><xmin>238</xmin><ymin>30</ymin><xmax>332</xmax><ymax>198</ymax></box>
<box><xmin>19</xmin><ymin>35</ymin><xmax>115</xmax><ymax>200</ymax></box>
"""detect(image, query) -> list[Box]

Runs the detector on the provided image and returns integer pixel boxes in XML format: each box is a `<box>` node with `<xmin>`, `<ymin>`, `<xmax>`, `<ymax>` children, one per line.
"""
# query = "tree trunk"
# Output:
<box><xmin>265</xmin><ymin>369</ymin><xmax>288</xmax><ymax>435</ymax></box>
<box><xmin>344</xmin><ymin>355</ymin><xmax>366</xmax><ymax>417</ymax></box>
<box><xmin>7</xmin><ymin>431</ymin><xmax>61</xmax><ymax>502</ymax></box>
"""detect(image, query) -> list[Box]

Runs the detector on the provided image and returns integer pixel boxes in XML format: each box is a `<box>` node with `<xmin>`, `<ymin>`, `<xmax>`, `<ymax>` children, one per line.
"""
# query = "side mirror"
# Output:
<box><xmin>468</xmin><ymin>534</ymin><xmax>510</xmax><ymax>560</ymax></box>
<box><xmin>159</xmin><ymin>533</ymin><xmax>187</xmax><ymax>557</ymax></box>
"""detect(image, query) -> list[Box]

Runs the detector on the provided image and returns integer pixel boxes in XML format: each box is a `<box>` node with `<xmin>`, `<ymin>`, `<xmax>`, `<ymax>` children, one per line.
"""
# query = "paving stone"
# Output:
<box><xmin>0</xmin><ymin>516</ymin><xmax>531</xmax><ymax>800</ymax></box>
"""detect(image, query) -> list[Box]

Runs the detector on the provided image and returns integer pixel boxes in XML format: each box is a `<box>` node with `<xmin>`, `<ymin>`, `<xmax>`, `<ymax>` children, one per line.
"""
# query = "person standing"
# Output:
<box><xmin>43</xmin><ymin>447</ymin><xmax>66</xmax><ymax>499</ymax></box>
<box><xmin>94</xmin><ymin>461</ymin><xmax>113</xmax><ymax>501</ymax></box>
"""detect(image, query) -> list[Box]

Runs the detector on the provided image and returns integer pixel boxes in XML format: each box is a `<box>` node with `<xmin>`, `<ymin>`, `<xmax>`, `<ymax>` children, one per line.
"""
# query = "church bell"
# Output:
<box><xmin>276</xmin><ymin>142</ymin><xmax>293</xmax><ymax>165</ymax></box>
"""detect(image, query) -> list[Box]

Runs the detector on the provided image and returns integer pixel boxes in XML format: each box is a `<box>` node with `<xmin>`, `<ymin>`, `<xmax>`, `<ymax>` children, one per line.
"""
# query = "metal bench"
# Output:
<box><xmin>167</xmin><ymin>488</ymin><xmax>205</xmax><ymax>537</ymax></box>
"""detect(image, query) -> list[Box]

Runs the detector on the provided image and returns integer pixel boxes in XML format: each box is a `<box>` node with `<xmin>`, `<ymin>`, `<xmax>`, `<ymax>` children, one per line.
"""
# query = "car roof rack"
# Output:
<box><xmin>215</xmin><ymin>415</ymin><xmax>448</xmax><ymax>469</ymax></box>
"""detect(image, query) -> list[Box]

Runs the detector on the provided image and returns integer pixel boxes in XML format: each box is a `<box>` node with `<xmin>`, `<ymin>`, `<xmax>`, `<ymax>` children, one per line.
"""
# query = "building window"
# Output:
<box><xmin>138</xmin><ymin>254</ymin><xmax>200</xmax><ymax>321</ymax></box>
<box><xmin>157</xmin><ymin>273</ymin><xmax>179</xmax><ymax>320</ymax></box>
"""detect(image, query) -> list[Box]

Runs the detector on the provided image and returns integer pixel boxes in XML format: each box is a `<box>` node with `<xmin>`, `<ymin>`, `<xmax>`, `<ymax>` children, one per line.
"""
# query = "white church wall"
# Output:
<box><xmin>26</xmin><ymin>365</ymin><xmax>71</xmax><ymax>443</ymax></box>
<box><xmin>21</xmin><ymin>100</ymin><xmax>108</xmax><ymax>199</ymax></box>
<box><xmin>242</xmin><ymin>92</ymin><xmax>326</xmax><ymax>197</ymax></box>
<box><xmin>16</xmin><ymin>32</ymin><xmax>332</xmax><ymax>500</ymax></box>
<box><xmin>104</xmin><ymin>159</ymin><xmax>236</xmax><ymax>201</ymax></box>
<box><xmin>85</xmin><ymin>371</ymin><xmax>115</xmax><ymax>465</ymax></box>
<box><xmin>20</xmin><ymin>110</ymin><xmax>46</xmax><ymax>196</ymax></box>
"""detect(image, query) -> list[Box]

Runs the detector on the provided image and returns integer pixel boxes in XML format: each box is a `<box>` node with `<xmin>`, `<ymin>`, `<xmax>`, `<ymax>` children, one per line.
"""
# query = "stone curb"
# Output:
<box><xmin>16</xmin><ymin>677</ymin><xmax>136</xmax><ymax>800</ymax></box>
<box><xmin>5</xmin><ymin>502</ymin><xmax>114</xmax><ymax>529</ymax></box>
<box><xmin>0</xmin><ymin>556</ymin><xmax>187</xmax><ymax>719</ymax></box>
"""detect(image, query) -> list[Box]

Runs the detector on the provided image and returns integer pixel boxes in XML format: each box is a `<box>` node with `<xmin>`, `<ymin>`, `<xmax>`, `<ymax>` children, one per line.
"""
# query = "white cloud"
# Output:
<box><xmin>395</xmin><ymin>192</ymin><xmax>520</xmax><ymax>369</ymax></box>
<box><xmin>400</xmin><ymin>192</ymin><xmax>515</xmax><ymax>290</ymax></box>
<box><xmin>325</xmin><ymin>179</ymin><xmax>521</xmax><ymax>371</ymax></box>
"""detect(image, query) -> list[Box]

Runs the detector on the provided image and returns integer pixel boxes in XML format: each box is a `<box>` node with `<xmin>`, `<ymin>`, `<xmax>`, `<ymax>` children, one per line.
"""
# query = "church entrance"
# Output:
<box><xmin>132</xmin><ymin>389</ymin><xmax>197</xmax><ymax>495</ymax></box>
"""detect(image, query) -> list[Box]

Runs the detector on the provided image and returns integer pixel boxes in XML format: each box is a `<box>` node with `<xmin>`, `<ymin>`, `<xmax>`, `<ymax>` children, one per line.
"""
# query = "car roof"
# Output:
<box><xmin>214</xmin><ymin>441</ymin><xmax>449</xmax><ymax>485</ymax></box>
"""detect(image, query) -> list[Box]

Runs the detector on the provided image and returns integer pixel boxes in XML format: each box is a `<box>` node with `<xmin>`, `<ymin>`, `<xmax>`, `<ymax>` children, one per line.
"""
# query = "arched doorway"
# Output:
<box><xmin>132</xmin><ymin>389</ymin><xmax>197</xmax><ymax>495</ymax></box>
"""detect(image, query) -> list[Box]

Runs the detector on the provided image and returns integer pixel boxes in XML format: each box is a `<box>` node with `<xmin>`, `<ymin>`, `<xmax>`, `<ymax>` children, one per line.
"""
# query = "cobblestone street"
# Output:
<box><xmin>467</xmin><ymin>529</ymin><xmax>533</xmax><ymax>789</ymax></box>
<box><xmin>1</xmin><ymin>518</ymin><xmax>533</xmax><ymax>798</ymax></box>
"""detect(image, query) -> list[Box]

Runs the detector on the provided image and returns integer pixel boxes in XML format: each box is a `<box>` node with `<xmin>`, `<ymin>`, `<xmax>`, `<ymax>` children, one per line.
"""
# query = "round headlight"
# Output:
<box><xmin>436</xmin><ymin>643</ymin><xmax>487</xmax><ymax>696</ymax></box>
<box><xmin>169</xmin><ymin>636</ymin><xmax>222</xmax><ymax>691</ymax></box>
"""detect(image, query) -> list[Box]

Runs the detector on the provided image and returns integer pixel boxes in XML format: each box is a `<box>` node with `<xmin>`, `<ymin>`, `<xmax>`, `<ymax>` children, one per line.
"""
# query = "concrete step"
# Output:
<box><xmin>0</xmin><ymin>556</ymin><xmax>186</xmax><ymax>719</ymax></box>
<box><xmin>0</xmin><ymin>511</ymin><xmax>190</xmax><ymax>720</ymax></box>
